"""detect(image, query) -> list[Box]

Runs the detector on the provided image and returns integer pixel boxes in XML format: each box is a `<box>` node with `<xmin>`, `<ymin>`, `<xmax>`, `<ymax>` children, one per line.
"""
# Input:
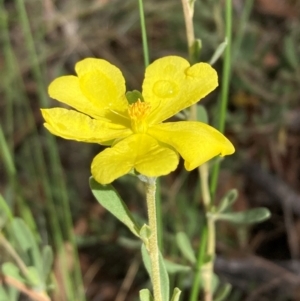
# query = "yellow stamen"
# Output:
<box><xmin>128</xmin><ymin>99</ymin><xmax>151</xmax><ymax>133</ymax></box>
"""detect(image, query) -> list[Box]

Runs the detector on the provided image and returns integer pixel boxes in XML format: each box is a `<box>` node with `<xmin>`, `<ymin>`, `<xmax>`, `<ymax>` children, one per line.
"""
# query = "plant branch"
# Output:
<box><xmin>2</xmin><ymin>275</ymin><xmax>50</xmax><ymax>301</ymax></box>
<box><xmin>199</xmin><ymin>164</ymin><xmax>216</xmax><ymax>301</ymax></box>
<box><xmin>181</xmin><ymin>0</ymin><xmax>195</xmax><ymax>56</ymax></box>
<box><xmin>0</xmin><ymin>233</ymin><xmax>30</xmax><ymax>278</ymax></box>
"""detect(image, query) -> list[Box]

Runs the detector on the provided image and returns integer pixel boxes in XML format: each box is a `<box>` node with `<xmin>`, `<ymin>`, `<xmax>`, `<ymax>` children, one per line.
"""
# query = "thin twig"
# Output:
<box><xmin>2</xmin><ymin>275</ymin><xmax>51</xmax><ymax>301</ymax></box>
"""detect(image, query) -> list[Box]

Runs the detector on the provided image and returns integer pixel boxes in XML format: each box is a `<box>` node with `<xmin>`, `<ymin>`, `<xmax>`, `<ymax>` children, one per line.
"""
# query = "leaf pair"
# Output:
<box><xmin>213</xmin><ymin>189</ymin><xmax>271</xmax><ymax>225</ymax></box>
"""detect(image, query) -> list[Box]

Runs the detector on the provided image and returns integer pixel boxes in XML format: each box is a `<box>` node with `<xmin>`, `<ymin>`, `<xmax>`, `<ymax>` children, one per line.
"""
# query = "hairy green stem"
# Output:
<box><xmin>155</xmin><ymin>180</ymin><xmax>163</xmax><ymax>251</ymax></box>
<box><xmin>145</xmin><ymin>179</ymin><xmax>162</xmax><ymax>301</ymax></box>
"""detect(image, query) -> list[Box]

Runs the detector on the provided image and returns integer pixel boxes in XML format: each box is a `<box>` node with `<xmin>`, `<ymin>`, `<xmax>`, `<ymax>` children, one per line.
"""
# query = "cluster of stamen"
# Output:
<box><xmin>128</xmin><ymin>99</ymin><xmax>151</xmax><ymax>133</ymax></box>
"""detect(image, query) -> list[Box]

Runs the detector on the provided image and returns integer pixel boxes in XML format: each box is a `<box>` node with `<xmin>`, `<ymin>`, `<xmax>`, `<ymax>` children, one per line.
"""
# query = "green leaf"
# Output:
<box><xmin>215</xmin><ymin>207</ymin><xmax>271</xmax><ymax>224</ymax></box>
<box><xmin>197</xmin><ymin>105</ymin><xmax>208</xmax><ymax>124</ymax></box>
<box><xmin>209</xmin><ymin>38</ymin><xmax>228</xmax><ymax>65</ymax></box>
<box><xmin>11</xmin><ymin>218</ymin><xmax>43</xmax><ymax>277</ymax></box>
<box><xmin>2</xmin><ymin>262</ymin><xmax>24</xmax><ymax>283</ymax></box>
<box><xmin>217</xmin><ymin>189</ymin><xmax>238</xmax><ymax>213</ymax></box>
<box><xmin>190</xmin><ymin>39</ymin><xmax>202</xmax><ymax>63</ymax></box>
<box><xmin>7</xmin><ymin>286</ymin><xmax>19</xmax><ymax>301</ymax></box>
<box><xmin>117</xmin><ymin>237</ymin><xmax>141</xmax><ymax>250</ymax></box>
<box><xmin>126</xmin><ymin>90</ymin><xmax>144</xmax><ymax>104</ymax></box>
<box><xmin>164</xmin><ymin>260</ymin><xmax>191</xmax><ymax>274</ymax></box>
<box><xmin>141</xmin><ymin>244</ymin><xmax>151</xmax><ymax>278</ymax></box>
<box><xmin>158</xmin><ymin>250</ymin><xmax>170</xmax><ymax>301</ymax></box>
<box><xmin>176</xmin><ymin>232</ymin><xmax>196</xmax><ymax>264</ymax></box>
<box><xmin>284</xmin><ymin>36</ymin><xmax>299</xmax><ymax>70</ymax></box>
<box><xmin>0</xmin><ymin>286</ymin><xmax>9</xmax><ymax>301</ymax></box>
<box><xmin>139</xmin><ymin>224</ymin><xmax>151</xmax><ymax>247</ymax></box>
<box><xmin>139</xmin><ymin>289</ymin><xmax>154</xmax><ymax>301</ymax></box>
<box><xmin>141</xmin><ymin>245</ymin><xmax>170</xmax><ymax>301</ymax></box>
<box><xmin>170</xmin><ymin>287</ymin><xmax>181</xmax><ymax>301</ymax></box>
<box><xmin>202</xmin><ymin>254</ymin><xmax>213</xmax><ymax>265</ymax></box>
<box><xmin>89</xmin><ymin>177</ymin><xmax>141</xmax><ymax>237</ymax></box>
<box><xmin>41</xmin><ymin>245</ymin><xmax>53</xmax><ymax>282</ymax></box>
<box><xmin>211</xmin><ymin>272</ymin><xmax>220</xmax><ymax>294</ymax></box>
<box><xmin>26</xmin><ymin>266</ymin><xmax>41</xmax><ymax>287</ymax></box>
<box><xmin>0</xmin><ymin>194</ymin><xmax>13</xmax><ymax>229</ymax></box>
<box><xmin>214</xmin><ymin>283</ymin><xmax>232</xmax><ymax>301</ymax></box>
<box><xmin>3</xmin><ymin>264</ymin><xmax>42</xmax><ymax>289</ymax></box>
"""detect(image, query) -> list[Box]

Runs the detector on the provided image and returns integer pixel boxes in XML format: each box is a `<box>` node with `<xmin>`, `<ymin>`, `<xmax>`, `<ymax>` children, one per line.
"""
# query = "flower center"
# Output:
<box><xmin>128</xmin><ymin>99</ymin><xmax>151</xmax><ymax>133</ymax></box>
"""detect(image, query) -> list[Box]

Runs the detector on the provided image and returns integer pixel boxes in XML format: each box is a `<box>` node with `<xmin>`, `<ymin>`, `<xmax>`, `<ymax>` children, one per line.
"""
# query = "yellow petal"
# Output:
<box><xmin>41</xmin><ymin>108</ymin><xmax>132</xmax><ymax>144</ymax></box>
<box><xmin>48</xmin><ymin>58</ymin><xmax>129</xmax><ymax>123</ymax></box>
<box><xmin>91</xmin><ymin>134</ymin><xmax>179</xmax><ymax>184</ymax></box>
<box><xmin>75</xmin><ymin>58</ymin><xmax>128</xmax><ymax>117</ymax></box>
<box><xmin>48</xmin><ymin>76</ymin><xmax>104</xmax><ymax>119</ymax></box>
<box><xmin>142</xmin><ymin>56</ymin><xmax>218</xmax><ymax>124</ymax></box>
<box><xmin>148</xmin><ymin>121</ymin><xmax>235</xmax><ymax>171</ymax></box>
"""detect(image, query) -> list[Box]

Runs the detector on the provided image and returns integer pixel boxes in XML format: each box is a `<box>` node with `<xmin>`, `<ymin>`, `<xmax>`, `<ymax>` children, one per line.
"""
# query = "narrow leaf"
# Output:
<box><xmin>141</xmin><ymin>245</ymin><xmax>170</xmax><ymax>301</ymax></box>
<box><xmin>217</xmin><ymin>189</ymin><xmax>238</xmax><ymax>213</ymax></box>
<box><xmin>209</xmin><ymin>38</ymin><xmax>228</xmax><ymax>65</ymax></box>
<box><xmin>214</xmin><ymin>283</ymin><xmax>232</xmax><ymax>301</ymax></box>
<box><xmin>141</xmin><ymin>244</ymin><xmax>151</xmax><ymax>278</ymax></box>
<box><xmin>26</xmin><ymin>266</ymin><xmax>41</xmax><ymax>287</ymax></box>
<box><xmin>164</xmin><ymin>260</ymin><xmax>191</xmax><ymax>274</ymax></box>
<box><xmin>41</xmin><ymin>245</ymin><xmax>53</xmax><ymax>282</ymax></box>
<box><xmin>170</xmin><ymin>287</ymin><xmax>181</xmax><ymax>301</ymax></box>
<box><xmin>0</xmin><ymin>193</ymin><xmax>13</xmax><ymax>222</ymax></box>
<box><xmin>284</xmin><ymin>36</ymin><xmax>298</xmax><ymax>70</ymax></box>
<box><xmin>197</xmin><ymin>105</ymin><xmax>208</xmax><ymax>124</ymax></box>
<box><xmin>212</xmin><ymin>273</ymin><xmax>220</xmax><ymax>294</ymax></box>
<box><xmin>11</xmin><ymin>218</ymin><xmax>43</xmax><ymax>277</ymax></box>
<box><xmin>176</xmin><ymin>232</ymin><xmax>196</xmax><ymax>264</ymax></box>
<box><xmin>90</xmin><ymin>177</ymin><xmax>140</xmax><ymax>237</ymax></box>
<box><xmin>139</xmin><ymin>289</ymin><xmax>154</xmax><ymax>301</ymax></box>
<box><xmin>158</xmin><ymin>251</ymin><xmax>170</xmax><ymax>301</ymax></box>
<box><xmin>117</xmin><ymin>237</ymin><xmax>141</xmax><ymax>249</ymax></box>
<box><xmin>139</xmin><ymin>224</ymin><xmax>151</xmax><ymax>247</ymax></box>
<box><xmin>216</xmin><ymin>207</ymin><xmax>271</xmax><ymax>224</ymax></box>
<box><xmin>190</xmin><ymin>39</ymin><xmax>202</xmax><ymax>63</ymax></box>
<box><xmin>2</xmin><ymin>262</ymin><xmax>24</xmax><ymax>283</ymax></box>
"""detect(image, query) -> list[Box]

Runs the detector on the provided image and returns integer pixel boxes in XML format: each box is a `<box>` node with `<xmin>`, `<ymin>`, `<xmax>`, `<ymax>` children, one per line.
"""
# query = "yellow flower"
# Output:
<box><xmin>41</xmin><ymin>56</ymin><xmax>234</xmax><ymax>184</ymax></box>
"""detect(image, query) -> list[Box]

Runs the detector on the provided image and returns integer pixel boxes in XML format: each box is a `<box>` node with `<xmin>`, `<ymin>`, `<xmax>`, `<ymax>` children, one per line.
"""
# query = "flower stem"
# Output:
<box><xmin>210</xmin><ymin>0</ymin><xmax>232</xmax><ymax>199</ymax></box>
<box><xmin>138</xmin><ymin>0</ymin><xmax>149</xmax><ymax>68</ymax></box>
<box><xmin>145</xmin><ymin>179</ymin><xmax>162</xmax><ymax>301</ymax></box>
